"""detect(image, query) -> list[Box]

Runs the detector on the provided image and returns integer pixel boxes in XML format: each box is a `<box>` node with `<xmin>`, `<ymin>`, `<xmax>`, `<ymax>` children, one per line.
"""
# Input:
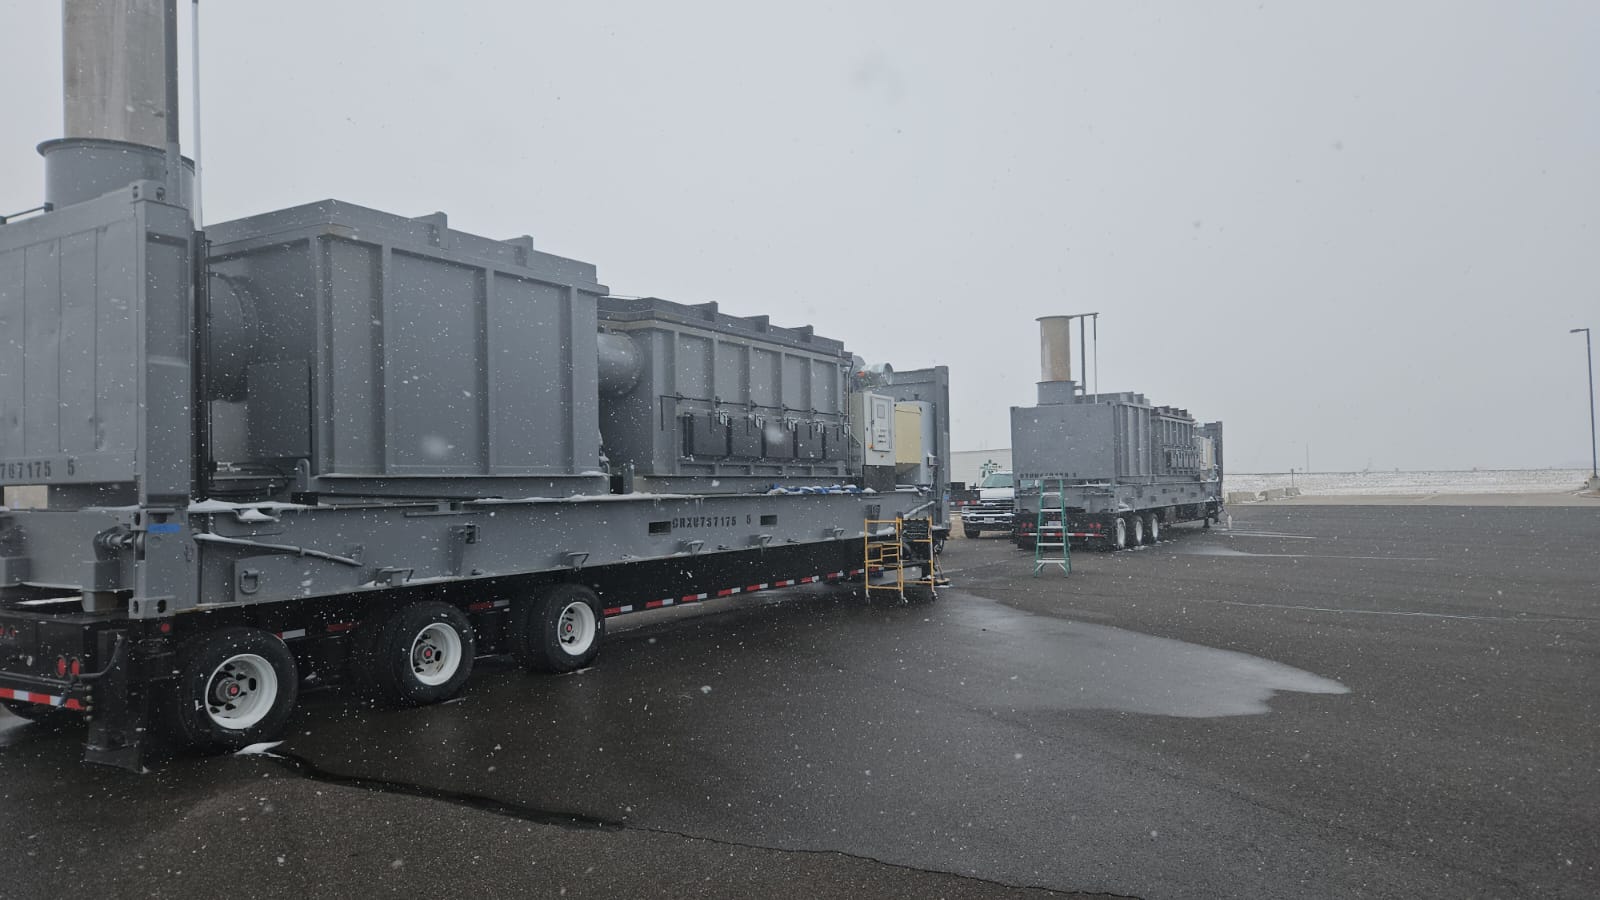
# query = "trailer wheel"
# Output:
<box><xmin>1129</xmin><ymin>515</ymin><xmax>1145</xmax><ymax>547</ymax></box>
<box><xmin>514</xmin><ymin>584</ymin><xmax>605</xmax><ymax>673</ymax></box>
<box><xmin>163</xmin><ymin>627</ymin><xmax>298</xmax><ymax>752</ymax></box>
<box><xmin>1110</xmin><ymin>517</ymin><xmax>1129</xmax><ymax>551</ymax></box>
<box><xmin>366</xmin><ymin>601</ymin><xmax>476</xmax><ymax>707</ymax></box>
<box><xmin>1145</xmin><ymin>513</ymin><xmax>1161</xmax><ymax>544</ymax></box>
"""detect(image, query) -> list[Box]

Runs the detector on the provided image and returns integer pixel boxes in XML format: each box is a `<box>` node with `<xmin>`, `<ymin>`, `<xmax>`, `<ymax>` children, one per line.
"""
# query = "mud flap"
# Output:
<box><xmin>82</xmin><ymin>630</ymin><xmax>149</xmax><ymax>771</ymax></box>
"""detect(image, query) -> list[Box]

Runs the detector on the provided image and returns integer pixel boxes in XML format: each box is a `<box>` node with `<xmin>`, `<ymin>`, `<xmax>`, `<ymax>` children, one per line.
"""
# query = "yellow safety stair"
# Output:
<box><xmin>864</xmin><ymin>515</ymin><xmax>944</xmax><ymax>600</ymax></box>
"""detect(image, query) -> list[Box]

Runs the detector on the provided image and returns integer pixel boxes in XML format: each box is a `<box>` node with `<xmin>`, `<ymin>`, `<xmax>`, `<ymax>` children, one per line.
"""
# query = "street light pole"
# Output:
<box><xmin>1573</xmin><ymin>328</ymin><xmax>1597</xmax><ymax>486</ymax></box>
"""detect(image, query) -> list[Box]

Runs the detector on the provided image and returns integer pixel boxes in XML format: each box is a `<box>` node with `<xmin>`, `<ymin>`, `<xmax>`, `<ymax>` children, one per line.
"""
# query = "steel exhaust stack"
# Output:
<box><xmin>1037</xmin><ymin>315</ymin><xmax>1076</xmax><ymax>404</ymax></box>
<box><xmin>1038</xmin><ymin>315</ymin><xmax>1074</xmax><ymax>383</ymax></box>
<box><xmin>42</xmin><ymin>0</ymin><xmax>191</xmax><ymax>210</ymax></box>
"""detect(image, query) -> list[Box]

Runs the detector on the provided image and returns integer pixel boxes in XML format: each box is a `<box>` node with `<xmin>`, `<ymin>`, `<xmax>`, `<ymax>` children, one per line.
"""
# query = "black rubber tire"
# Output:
<box><xmin>1144</xmin><ymin>513</ymin><xmax>1161</xmax><ymax>545</ymax></box>
<box><xmin>1112</xmin><ymin>517</ymin><xmax>1129</xmax><ymax>551</ymax></box>
<box><xmin>962</xmin><ymin>527</ymin><xmax>981</xmax><ymax>539</ymax></box>
<box><xmin>513</xmin><ymin>584</ymin><xmax>605</xmax><ymax>673</ymax></box>
<box><xmin>365</xmin><ymin>601</ymin><xmax>476</xmax><ymax>707</ymax></box>
<box><xmin>161</xmin><ymin>627</ymin><xmax>298</xmax><ymax>753</ymax></box>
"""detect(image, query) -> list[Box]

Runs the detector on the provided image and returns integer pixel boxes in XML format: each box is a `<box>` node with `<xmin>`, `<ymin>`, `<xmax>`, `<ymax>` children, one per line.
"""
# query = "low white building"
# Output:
<box><xmin>950</xmin><ymin>448</ymin><xmax>1012</xmax><ymax>487</ymax></box>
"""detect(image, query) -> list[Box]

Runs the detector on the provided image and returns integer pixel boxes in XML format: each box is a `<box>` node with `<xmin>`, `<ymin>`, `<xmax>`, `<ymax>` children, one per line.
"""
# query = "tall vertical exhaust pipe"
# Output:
<box><xmin>1038</xmin><ymin>315</ymin><xmax>1074</xmax><ymax>382</ymax></box>
<box><xmin>42</xmin><ymin>0</ymin><xmax>192</xmax><ymax>210</ymax></box>
<box><xmin>63</xmin><ymin>0</ymin><xmax>169</xmax><ymax>146</ymax></box>
<box><xmin>1037</xmin><ymin>315</ymin><xmax>1078</xmax><ymax>405</ymax></box>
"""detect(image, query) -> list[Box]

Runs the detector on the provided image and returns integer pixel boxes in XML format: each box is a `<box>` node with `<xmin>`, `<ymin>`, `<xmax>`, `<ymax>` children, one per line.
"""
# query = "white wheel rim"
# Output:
<box><xmin>1115</xmin><ymin>519</ymin><xmax>1127</xmax><ymax>548</ymax></box>
<box><xmin>1132</xmin><ymin>517</ymin><xmax>1144</xmax><ymax>543</ymax></box>
<box><xmin>1150</xmin><ymin>517</ymin><xmax>1160</xmax><ymax>541</ymax></box>
<box><xmin>410</xmin><ymin>622</ymin><xmax>463</xmax><ymax>686</ymax></box>
<box><xmin>556</xmin><ymin>600</ymin><xmax>597</xmax><ymax>657</ymax></box>
<box><xmin>204</xmin><ymin>653</ymin><xmax>278</xmax><ymax>731</ymax></box>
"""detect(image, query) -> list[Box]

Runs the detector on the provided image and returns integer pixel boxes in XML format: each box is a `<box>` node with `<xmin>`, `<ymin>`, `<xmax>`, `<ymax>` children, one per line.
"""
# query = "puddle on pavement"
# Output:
<box><xmin>1173</xmin><ymin>543</ymin><xmax>1434</xmax><ymax>562</ymax></box>
<box><xmin>941</xmin><ymin>591</ymin><xmax>1349</xmax><ymax>717</ymax></box>
<box><xmin>1177</xmin><ymin>545</ymin><xmax>1265</xmax><ymax>557</ymax></box>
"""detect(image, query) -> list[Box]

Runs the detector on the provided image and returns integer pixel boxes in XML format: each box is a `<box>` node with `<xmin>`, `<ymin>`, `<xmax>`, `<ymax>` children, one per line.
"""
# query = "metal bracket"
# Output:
<box><xmin>447</xmin><ymin>524</ymin><xmax>479</xmax><ymax>575</ymax></box>
<box><xmin>0</xmin><ymin>202</ymin><xmax>53</xmax><ymax>225</ymax></box>
<box><xmin>680</xmin><ymin>539</ymin><xmax>704</xmax><ymax>556</ymax></box>
<box><xmin>373</xmin><ymin>567</ymin><xmax>413</xmax><ymax>587</ymax></box>
<box><xmin>564</xmin><ymin>551</ymin><xmax>589</xmax><ymax>572</ymax></box>
<box><xmin>752</xmin><ymin>534</ymin><xmax>773</xmax><ymax>548</ymax></box>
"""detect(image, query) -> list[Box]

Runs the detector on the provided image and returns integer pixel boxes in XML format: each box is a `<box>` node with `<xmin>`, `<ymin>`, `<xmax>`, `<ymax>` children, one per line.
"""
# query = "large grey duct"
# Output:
<box><xmin>596</xmin><ymin>332</ymin><xmax>643</xmax><ymax>397</ymax></box>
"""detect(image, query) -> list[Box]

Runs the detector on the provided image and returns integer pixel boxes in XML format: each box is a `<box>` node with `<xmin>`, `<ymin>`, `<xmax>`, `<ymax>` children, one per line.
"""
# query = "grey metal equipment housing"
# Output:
<box><xmin>1011</xmin><ymin>391</ymin><xmax>1224</xmax><ymax>515</ymax></box>
<box><xmin>204</xmin><ymin>201</ymin><xmax>611</xmax><ymax>500</ymax></box>
<box><xmin>2</xmin><ymin>181</ymin><xmax>949</xmax><ymax>618</ymax></box>
<box><xmin>1009</xmin><ymin>316</ymin><xmax>1222</xmax><ymax>527</ymax></box>
<box><xmin>596</xmin><ymin>297</ymin><xmax>853</xmax><ymax>493</ymax></box>
<box><xmin>0</xmin><ymin>180</ymin><xmax>195</xmax><ymax>512</ymax></box>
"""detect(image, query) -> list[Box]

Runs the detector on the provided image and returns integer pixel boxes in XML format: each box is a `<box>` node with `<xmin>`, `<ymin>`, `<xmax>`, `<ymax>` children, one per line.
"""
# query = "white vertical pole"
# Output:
<box><xmin>190</xmin><ymin>0</ymin><xmax>203</xmax><ymax>227</ymax></box>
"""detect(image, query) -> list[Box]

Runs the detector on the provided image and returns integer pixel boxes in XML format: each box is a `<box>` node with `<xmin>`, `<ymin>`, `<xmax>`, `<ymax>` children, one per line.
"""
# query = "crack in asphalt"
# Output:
<box><xmin>260</xmin><ymin>748</ymin><xmax>1135</xmax><ymax>899</ymax></box>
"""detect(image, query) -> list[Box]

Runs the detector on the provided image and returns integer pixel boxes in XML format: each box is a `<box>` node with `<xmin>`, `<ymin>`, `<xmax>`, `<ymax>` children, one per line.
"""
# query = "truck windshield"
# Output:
<box><xmin>978</xmin><ymin>473</ymin><xmax>1013</xmax><ymax>489</ymax></box>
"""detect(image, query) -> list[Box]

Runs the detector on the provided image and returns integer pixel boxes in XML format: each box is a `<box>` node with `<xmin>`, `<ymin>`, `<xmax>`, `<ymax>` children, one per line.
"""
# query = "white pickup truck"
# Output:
<box><xmin>960</xmin><ymin>471</ymin><xmax>1015</xmax><ymax>538</ymax></box>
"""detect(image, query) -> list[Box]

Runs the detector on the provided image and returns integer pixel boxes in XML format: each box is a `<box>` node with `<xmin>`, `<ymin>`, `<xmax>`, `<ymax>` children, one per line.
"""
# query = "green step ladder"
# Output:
<box><xmin>1033</xmin><ymin>477</ymin><xmax>1071</xmax><ymax>576</ymax></box>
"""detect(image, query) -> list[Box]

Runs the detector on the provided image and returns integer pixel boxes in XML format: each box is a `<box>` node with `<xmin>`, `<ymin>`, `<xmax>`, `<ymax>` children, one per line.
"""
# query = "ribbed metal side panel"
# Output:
<box><xmin>205</xmin><ymin>201</ymin><xmax>607</xmax><ymax>494</ymax></box>
<box><xmin>0</xmin><ymin>187</ymin><xmax>191</xmax><ymax>501</ymax></box>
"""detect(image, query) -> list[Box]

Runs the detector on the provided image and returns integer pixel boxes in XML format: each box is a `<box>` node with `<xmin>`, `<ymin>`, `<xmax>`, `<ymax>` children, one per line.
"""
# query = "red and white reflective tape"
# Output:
<box><xmin>0</xmin><ymin>686</ymin><xmax>84</xmax><ymax>711</ymax></box>
<box><xmin>602</xmin><ymin>568</ymin><xmax>865</xmax><ymax>617</ymax></box>
<box><xmin>276</xmin><ymin>628</ymin><xmax>307</xmax><ymax>641</ymax></box>
<box><xmin>467</xmin><ymin>599</ymin><xmax>512</xmax><ymax>612</ymax></box>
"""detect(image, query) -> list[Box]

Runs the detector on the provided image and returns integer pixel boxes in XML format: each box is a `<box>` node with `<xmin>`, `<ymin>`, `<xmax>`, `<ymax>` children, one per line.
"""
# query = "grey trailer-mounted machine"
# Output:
<box><xmin>1010</xmin><ymin>316</ymin><xmax>1223</xmax><ymax>550</ymax></box>
<box><xmin>0</xmin><ymin>1</ymin><xmax>949</xmax><ymax>768</ymax></box>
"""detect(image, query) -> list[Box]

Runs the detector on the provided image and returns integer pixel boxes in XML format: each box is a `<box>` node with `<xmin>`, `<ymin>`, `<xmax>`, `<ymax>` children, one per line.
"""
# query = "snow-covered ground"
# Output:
<box><xmin>1228</xmin><ymin>469</ymin><xmax>1593</xmax><ymax>496</ymax></box>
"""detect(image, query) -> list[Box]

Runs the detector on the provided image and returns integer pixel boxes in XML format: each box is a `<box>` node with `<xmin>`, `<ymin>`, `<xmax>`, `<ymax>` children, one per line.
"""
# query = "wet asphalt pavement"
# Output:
<box><xmin>2</xmin><ymin>503</ymin><xmax>1596</xmax><ymax>899</ymax></box>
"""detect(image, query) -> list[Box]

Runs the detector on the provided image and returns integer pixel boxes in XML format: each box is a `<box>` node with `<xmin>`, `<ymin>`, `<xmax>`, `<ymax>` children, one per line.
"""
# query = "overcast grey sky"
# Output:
<box><xmin>3</xmin><ymin>1</ymin><xmax>1596</xmax><ymax>472</ymax></box>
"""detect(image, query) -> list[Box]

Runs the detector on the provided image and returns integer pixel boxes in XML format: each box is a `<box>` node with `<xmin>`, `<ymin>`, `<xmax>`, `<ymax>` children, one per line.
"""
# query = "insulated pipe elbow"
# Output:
<box><xmin>597</xmin><ymin>332</ymin><xmax>643</xmax><ymax>397</ymax></box>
